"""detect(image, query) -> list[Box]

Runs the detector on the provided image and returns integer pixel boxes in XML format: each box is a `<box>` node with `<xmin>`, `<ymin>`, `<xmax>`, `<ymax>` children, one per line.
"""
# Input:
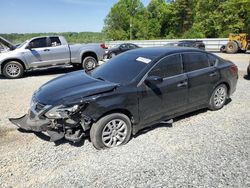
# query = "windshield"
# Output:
<box><xmin>16</xmin><ymin>40</ymin><xmax>28</xmax><ymax>49</ymax></box>
<box><xmin>91</xmin><ymin>53</ymin><xmax>152</xmax><ymax>84</ymax></box>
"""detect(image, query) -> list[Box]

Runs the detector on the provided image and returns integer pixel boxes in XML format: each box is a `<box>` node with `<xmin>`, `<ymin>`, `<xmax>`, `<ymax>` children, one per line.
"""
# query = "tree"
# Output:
<box><xmin>103</xmin><ymin>0</ymin><xmax>145</xmax><ymax>40</ymax></box>
<box><xmin>173</xmin><ymin>0</ymin><xmax>194</xmax><ymax>36</ymax></box>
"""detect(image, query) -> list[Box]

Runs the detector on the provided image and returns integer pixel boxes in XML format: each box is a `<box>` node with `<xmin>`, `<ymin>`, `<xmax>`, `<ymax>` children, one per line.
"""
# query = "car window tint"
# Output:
<box><xmin>129</xmin><ymin>44</ymin><xmax>137</xmax><ymax>49</ymax></box>
<box><xmin>50</xmin><ymin>37</ymin><xmax>61</xmax><ymax>47</ymax></box>
<box><xmin>30</xmin><ymin>38</ymin><xmax>47</xmax><ymax>48</ymax></box>
<box><xmin>91</xmin><ymin>53</ymin><xmax>150</xmax><ymax>84</ymax></box>
<box><xmin>183</xmin><ymin>52</ymin><xmax>209</xmax><ymax>72</ymax></box>
<box><xmin>149</xmin><ymin>54</ymin><xmax>182</xmax><ymax>78</ymax></box>
<box><xmin>120</xmin><ymin>44</ymin><xmax>127</xmax><ymax>49</ymax></box>
<box><xmin>208</xmin><ymin>54</ymin><xmax>218</xmax><ymax>66</ymax></box>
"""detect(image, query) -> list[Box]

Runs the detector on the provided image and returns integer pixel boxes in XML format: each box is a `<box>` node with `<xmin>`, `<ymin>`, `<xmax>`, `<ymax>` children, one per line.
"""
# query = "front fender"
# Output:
<box><xmin>82</xmin><ymin>91</ymin><xmax>139</xmax><ymax>125</ymax></box>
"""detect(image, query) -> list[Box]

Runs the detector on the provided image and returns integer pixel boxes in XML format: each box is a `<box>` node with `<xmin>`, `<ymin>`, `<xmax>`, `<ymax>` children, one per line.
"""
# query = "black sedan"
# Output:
<box><xmin>10</xmin><ymin>47</ymin><xmax>238</xmax><ymax>149</ymax></box>
<box><xmin>104</xmin><ymin>43</ymin><xmax>140</xmax><ymax>59</ymax></box>
<box><xmin>165</xmin><ymin>40</ymin><xmax>206</xmax><ymax>50</ymax></box>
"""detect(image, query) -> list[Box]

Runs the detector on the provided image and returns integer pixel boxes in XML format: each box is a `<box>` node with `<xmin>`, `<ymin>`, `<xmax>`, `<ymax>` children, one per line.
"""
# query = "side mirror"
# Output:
<box><xmin>145</xmin><ymin>75</ymin><xmax>163</xmax><ymax>85</ymax></box>
<box><xmin>26</xmin><ymin>44</ymin><xmax>32</xmax><ymax>50</ymax></box>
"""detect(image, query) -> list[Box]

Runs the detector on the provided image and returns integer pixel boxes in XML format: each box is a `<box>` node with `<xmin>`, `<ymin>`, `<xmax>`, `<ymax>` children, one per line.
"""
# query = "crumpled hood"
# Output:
<box><xmin>35</xmin><ymin>70</ymin><xmax>118</xmax><ymax>105</ymax></box>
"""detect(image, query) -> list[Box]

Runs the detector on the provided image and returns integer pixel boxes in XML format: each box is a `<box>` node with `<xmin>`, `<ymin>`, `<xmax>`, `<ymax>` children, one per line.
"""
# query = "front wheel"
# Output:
<box><xmin>209</xmin><ymin>84</ymin><xmax>228</xmax><ymax>111</ymax></box>
<box><xmin>82</xmin><ymin>56</ymin><xmax>97</xmax><ymax>71</ymax></box>
<box><xmin>90</xmin><ymin>113</ymin><xmax>132</xmax><ymax>149</ymax></box>
<box><xmin>3</xmin><ymin>61</ymin><xmax>24</xmax><ymax>79</ymax></box>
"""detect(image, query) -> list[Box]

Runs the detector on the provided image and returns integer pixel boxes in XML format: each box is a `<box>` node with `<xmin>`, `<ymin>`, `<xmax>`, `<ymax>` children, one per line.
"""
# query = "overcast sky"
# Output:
<box><xmin>0</xmin><ymin>0</ymin><xmax>150</xmax><ymax>33</ymax></box>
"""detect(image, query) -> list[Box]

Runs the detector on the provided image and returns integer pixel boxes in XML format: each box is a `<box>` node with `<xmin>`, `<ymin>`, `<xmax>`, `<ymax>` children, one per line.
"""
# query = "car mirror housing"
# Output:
<box><xmin>145</xmin><ymin>75</ymin><xmax>163</xmax><ymax>85</ymax></box>
<box><xmin>26</xmin><ymin>44</ymin><xmax>32</xmax><ymax>50</ymax></box>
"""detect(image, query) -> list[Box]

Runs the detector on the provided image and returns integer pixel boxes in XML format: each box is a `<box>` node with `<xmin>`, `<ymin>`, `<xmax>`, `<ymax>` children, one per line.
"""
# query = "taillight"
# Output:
<box><xmin>100</xmin><ymin>43</ymin><xmax>107</xmax><ymax>49</ymax></box>
<box><xmin>230</xmin><ymin>64</ymin><xmax>238</xmax><ymax>75</ymax></box>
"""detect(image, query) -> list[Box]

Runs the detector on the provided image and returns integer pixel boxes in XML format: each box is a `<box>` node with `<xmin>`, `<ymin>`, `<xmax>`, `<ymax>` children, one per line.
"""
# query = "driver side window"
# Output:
<box><xmin>149</xmin><ymin>54</ymin><xmax>182</xmax><ymax>78</ymax></box>
<box><xmin>29</xmin><ymin>38</ymin><xmax>48</xmax><ymax>49</ymax></box>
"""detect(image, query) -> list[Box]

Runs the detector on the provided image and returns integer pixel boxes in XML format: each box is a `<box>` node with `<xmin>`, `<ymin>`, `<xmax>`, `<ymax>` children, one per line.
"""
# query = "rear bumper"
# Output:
<box><xmin>9</xmin><ymin>114</ymin><xmax>51</xmax><ymax>132</ymax></box>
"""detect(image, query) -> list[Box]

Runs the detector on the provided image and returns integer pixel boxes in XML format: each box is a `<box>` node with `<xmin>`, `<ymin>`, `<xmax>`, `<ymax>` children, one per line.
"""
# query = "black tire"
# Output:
<box><xmin>82</xmin><ymin>56</ymin><xmax>97</xmax><ymax>71</ymax></box>
<box><xmin>220</xmin><ymin>45</ymin><xmax>226</xmax><ymax>52</ymax></box>
<box><xmin>226</xmin><ymin>41</ymin><xmax>238</xmax><ymax>54</ymax></box>
<box><xmin>208</xmin><ymin>84</ymin><xmax>228</xmax><ymax>111</ymax></box>
<box><xmin>3</xmin><ymin>61</ymin><xmax>24</xmax><ymax>79</ymax></box>
<box><xmin>247</xmin><ymin>65</ymin><xmax>250</xmax><ymax>77</ymax></box>
<box><xmin>90</xmin><ymin>113</ymin><xmax>132</xmax><ymax>149</ymax></box>
<box><xmin>239</xmin><ymin>49</ymin><xmax>247</xmax><ymax>53</ymax></box>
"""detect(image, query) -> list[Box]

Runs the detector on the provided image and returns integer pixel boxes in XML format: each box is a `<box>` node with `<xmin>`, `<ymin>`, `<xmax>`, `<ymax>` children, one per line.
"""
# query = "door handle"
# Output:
<box><xmin>209</xmin><ymin>72</ymin><xmax>218</xmax><ymax>77</ymax></box>
<box><xmin>44</xmin><ymin>49</ymin><xmax>50</xmax><ymax>52</ymax></box>
<box><xmin>177</xmin><ymin>81</ymin><xmax>188</xmax><ymax>88</ymax></box>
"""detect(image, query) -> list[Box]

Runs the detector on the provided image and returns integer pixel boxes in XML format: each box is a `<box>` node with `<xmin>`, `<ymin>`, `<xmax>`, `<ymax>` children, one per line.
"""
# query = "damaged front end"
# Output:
<box><xmin>9</xmin><ymin>99</ymin><xmax>92</xmax><ymax>142</ymax></box>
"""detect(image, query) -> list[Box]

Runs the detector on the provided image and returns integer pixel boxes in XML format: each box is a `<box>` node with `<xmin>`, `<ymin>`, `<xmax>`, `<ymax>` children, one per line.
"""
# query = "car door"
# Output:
<box><xmin>47</xmin><ymin>37</ymin><xmax>70</xmax><ymax>65</ymax></box>
<box><xmin>182</xmin><ymin>52</ymin><xmax>220</xmax><ymax>107</ymax></box>
<box><xmin>138</xmin><ymin>54</ymin><xmax>188</xmax><ymax>126</ymax></box>
<box><xmin>24</xmin><ymin>37</ymin><xmax>54</xmax><ymax>68</ymax></box>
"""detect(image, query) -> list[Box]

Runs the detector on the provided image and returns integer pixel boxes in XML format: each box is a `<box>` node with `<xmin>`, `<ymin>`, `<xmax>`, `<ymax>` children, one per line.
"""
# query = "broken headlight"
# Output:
<box><xmin>45</xmin><ymin>105</ymin><xmax>79</xmax><ymax>119</ymax></box>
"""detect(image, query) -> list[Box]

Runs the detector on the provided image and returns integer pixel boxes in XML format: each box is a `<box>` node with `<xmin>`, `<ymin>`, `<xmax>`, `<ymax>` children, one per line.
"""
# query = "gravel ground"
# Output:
<box><xmin>0</xmin><ymin>54</ymin><xmax>250</xmax><ymax>187</ymax></box>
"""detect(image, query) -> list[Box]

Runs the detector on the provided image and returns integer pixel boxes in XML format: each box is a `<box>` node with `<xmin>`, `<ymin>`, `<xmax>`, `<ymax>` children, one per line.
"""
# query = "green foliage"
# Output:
<box><xmin>0</xmin><ymin>32</ymin><xmax>104</xmax><ymax>44</ymax></box>
<box><xmin>104</xmin><ymin>0</ymin><xmax>250</xmax><ymax>40</ymax></box>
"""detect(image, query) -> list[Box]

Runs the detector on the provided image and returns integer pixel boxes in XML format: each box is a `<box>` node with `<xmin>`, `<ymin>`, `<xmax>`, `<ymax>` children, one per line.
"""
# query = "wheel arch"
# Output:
<box><xmin>95</xmin><ymin>108</ymin><xmax>135</xmax><ymax>125</ymax></box>
<box><xmin>214</xmin><ymin>81</ymin><xmax>231</xmax><ymax>97</ymax></box>
<box><xmin>1</xmin><ymin>58</ymin><xmax>26</xmax><ymax>73</ymax></box>
<box><xmin>81</xmin><ymin>51</ymin><xmax>98</xmax><ymax>63</ymax></box>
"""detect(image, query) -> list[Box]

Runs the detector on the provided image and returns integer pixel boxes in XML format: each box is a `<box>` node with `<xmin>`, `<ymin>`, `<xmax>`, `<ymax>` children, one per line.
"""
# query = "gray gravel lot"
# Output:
<box><xmin>0</xmin><ymin>54</ymin><xmax>250</xmax><ymax>187</ymax></box>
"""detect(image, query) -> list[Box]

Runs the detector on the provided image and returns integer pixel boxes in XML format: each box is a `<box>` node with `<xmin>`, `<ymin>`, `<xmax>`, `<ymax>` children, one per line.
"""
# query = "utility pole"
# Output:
<box><xmin>130</xmin><ymin>17</ymin><xmax>133</xmax><ymax>40</ymax></box>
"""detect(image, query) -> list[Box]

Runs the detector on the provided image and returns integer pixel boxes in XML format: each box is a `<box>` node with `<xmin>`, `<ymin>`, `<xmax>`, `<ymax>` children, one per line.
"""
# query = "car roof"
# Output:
<box><xmin>126</xmin><ymin>47</ymin><xmax>204</xmax><ymax>59</ymax></box>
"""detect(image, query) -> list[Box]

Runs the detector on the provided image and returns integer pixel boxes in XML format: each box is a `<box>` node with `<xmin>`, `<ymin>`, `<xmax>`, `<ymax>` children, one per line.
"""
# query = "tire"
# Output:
<box><xmin>239</xmin><ymin>49</ymin><xmax>247</xmax><ymax>53</ymax></box>
<box><xmin>226</xmin><ymin>41</ymin><xmax>238</xmax><ymax>54</ymax></box>
<box><xmin>3</xmin><ymin>61</ymin><xmax>24</xmax><ymax>79</ymax></box>
<box><xmin>208</xmin><ymin>84</ymin><xmax>228</xmax><ymax>111</ymax></box>
<box><xmin>90</xmin><ymin>113</ymin><xmax>132</xmax><ymax>149</ymax></box>
<box><xmin>247</xmin><ymin>65</ymin><xmax>250</xmax><ymax>77</ymax></box>
<box><xmin>220</xmin><ymin>45</ymin><xmax>226</xmax><ymax>52</ymax></box>
<box><xmin>82</xmin><ymin>56</ymin><xmax>97</xmax><ymax>71</ymax></box>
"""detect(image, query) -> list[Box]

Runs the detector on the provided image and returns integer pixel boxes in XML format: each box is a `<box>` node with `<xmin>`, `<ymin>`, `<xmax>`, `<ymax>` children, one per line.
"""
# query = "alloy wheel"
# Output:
<box><xmin>101</xmin><ymin>119</ymin><xmax>128</xmax><ymax>147</ymax></box>
<box><xmin>214</xmin><ymin>86</ymin><xmax>226</xmax><ymax>108</ymax></box>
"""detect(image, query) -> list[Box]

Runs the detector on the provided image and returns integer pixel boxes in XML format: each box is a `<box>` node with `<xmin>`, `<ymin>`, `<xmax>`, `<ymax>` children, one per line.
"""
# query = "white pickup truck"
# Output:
<box><xmin>0</xmin><ymin>36</ymin><xmax>106</xmax><ymax>78</ymax></box>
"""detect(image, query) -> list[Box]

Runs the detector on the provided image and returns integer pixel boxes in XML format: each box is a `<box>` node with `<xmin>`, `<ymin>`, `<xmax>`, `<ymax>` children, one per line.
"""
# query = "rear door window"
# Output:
<box><xmin>182</xmin><ymin>52</ymin><xmax>209</xmax><ymax>72</ymax></box>
<box><xmin>50</xmin><ymin>37</ymin><xmax>61</xmax><ymax>47</ymax></box>
<box><xmin>149</xmin><ymin>54</ymin><xmax>182</xmax><ymax>78</ymax></box>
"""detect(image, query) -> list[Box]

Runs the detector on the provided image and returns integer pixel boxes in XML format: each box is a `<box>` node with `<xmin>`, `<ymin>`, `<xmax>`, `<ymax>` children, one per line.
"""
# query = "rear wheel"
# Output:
<box><xmin>3</xmin><ymin>61</ymin><xmax>24</xmax><ymax>79</ymax></box>
<box><xmin>82</xmin><ymin>56</ymin><xmax>97</xmax><ymax>71</ymax></box>
<box><xmin>226</xmin><ymin>41</ymin><xmax>238</xmax><ymax>54</ymax></box>
<box><xmin>209</xmin><ymin>84</ymin><xmax>228</xmax><ymax>111</ymax></box>
<box><xmin>90</xmin><ymin>113</ymin><xmax>132</xmax><ymax>149</ymax></box>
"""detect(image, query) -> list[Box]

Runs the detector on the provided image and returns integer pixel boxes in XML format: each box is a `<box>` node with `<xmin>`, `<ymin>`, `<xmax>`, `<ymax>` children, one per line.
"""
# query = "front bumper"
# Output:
<box><xmin>9</xmin><ymin>114</ymin><xmax>51</xmax><ymax>132</ymax></box>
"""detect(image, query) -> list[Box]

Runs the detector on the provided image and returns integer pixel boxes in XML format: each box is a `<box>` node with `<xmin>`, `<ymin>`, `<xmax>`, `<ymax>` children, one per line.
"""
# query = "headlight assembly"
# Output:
<box><xmin>45</xmin><ymin>105</ymin><xmax>80</xmax><ymax>119</ymax></box>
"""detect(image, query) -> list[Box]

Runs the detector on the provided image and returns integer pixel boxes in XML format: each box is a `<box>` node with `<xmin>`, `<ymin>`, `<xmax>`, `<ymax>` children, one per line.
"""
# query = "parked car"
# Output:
<box><xmin>165</xmin><ymin>40</ymin><xmax>206</xmax><ymax>50</ymax></box>
<box><xmin>0</xmin><ymin>36</ymin><xmax>106</xmax><ymax>78</ymax></box>
<box><xmin>104</xmin><ymin>43</ymin><xmax>140</xmax><ymax>59</ymax></box>
<box><xmin>10</xmin><ymin>47</ymin><xmax>238</xmax><ymax>149</ymax></box>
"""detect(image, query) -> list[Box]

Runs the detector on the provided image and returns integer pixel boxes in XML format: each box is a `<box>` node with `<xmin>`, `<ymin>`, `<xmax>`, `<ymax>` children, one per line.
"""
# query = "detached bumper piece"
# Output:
<box><xmin>9</xmin><ymin>114</ymin><xmax>51</xmax><ymax>132</ymax></box>
<box><xmin>9</xmin><ymin>114</ymin><xmax>85</xmax><ymax>143</ymax></box>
